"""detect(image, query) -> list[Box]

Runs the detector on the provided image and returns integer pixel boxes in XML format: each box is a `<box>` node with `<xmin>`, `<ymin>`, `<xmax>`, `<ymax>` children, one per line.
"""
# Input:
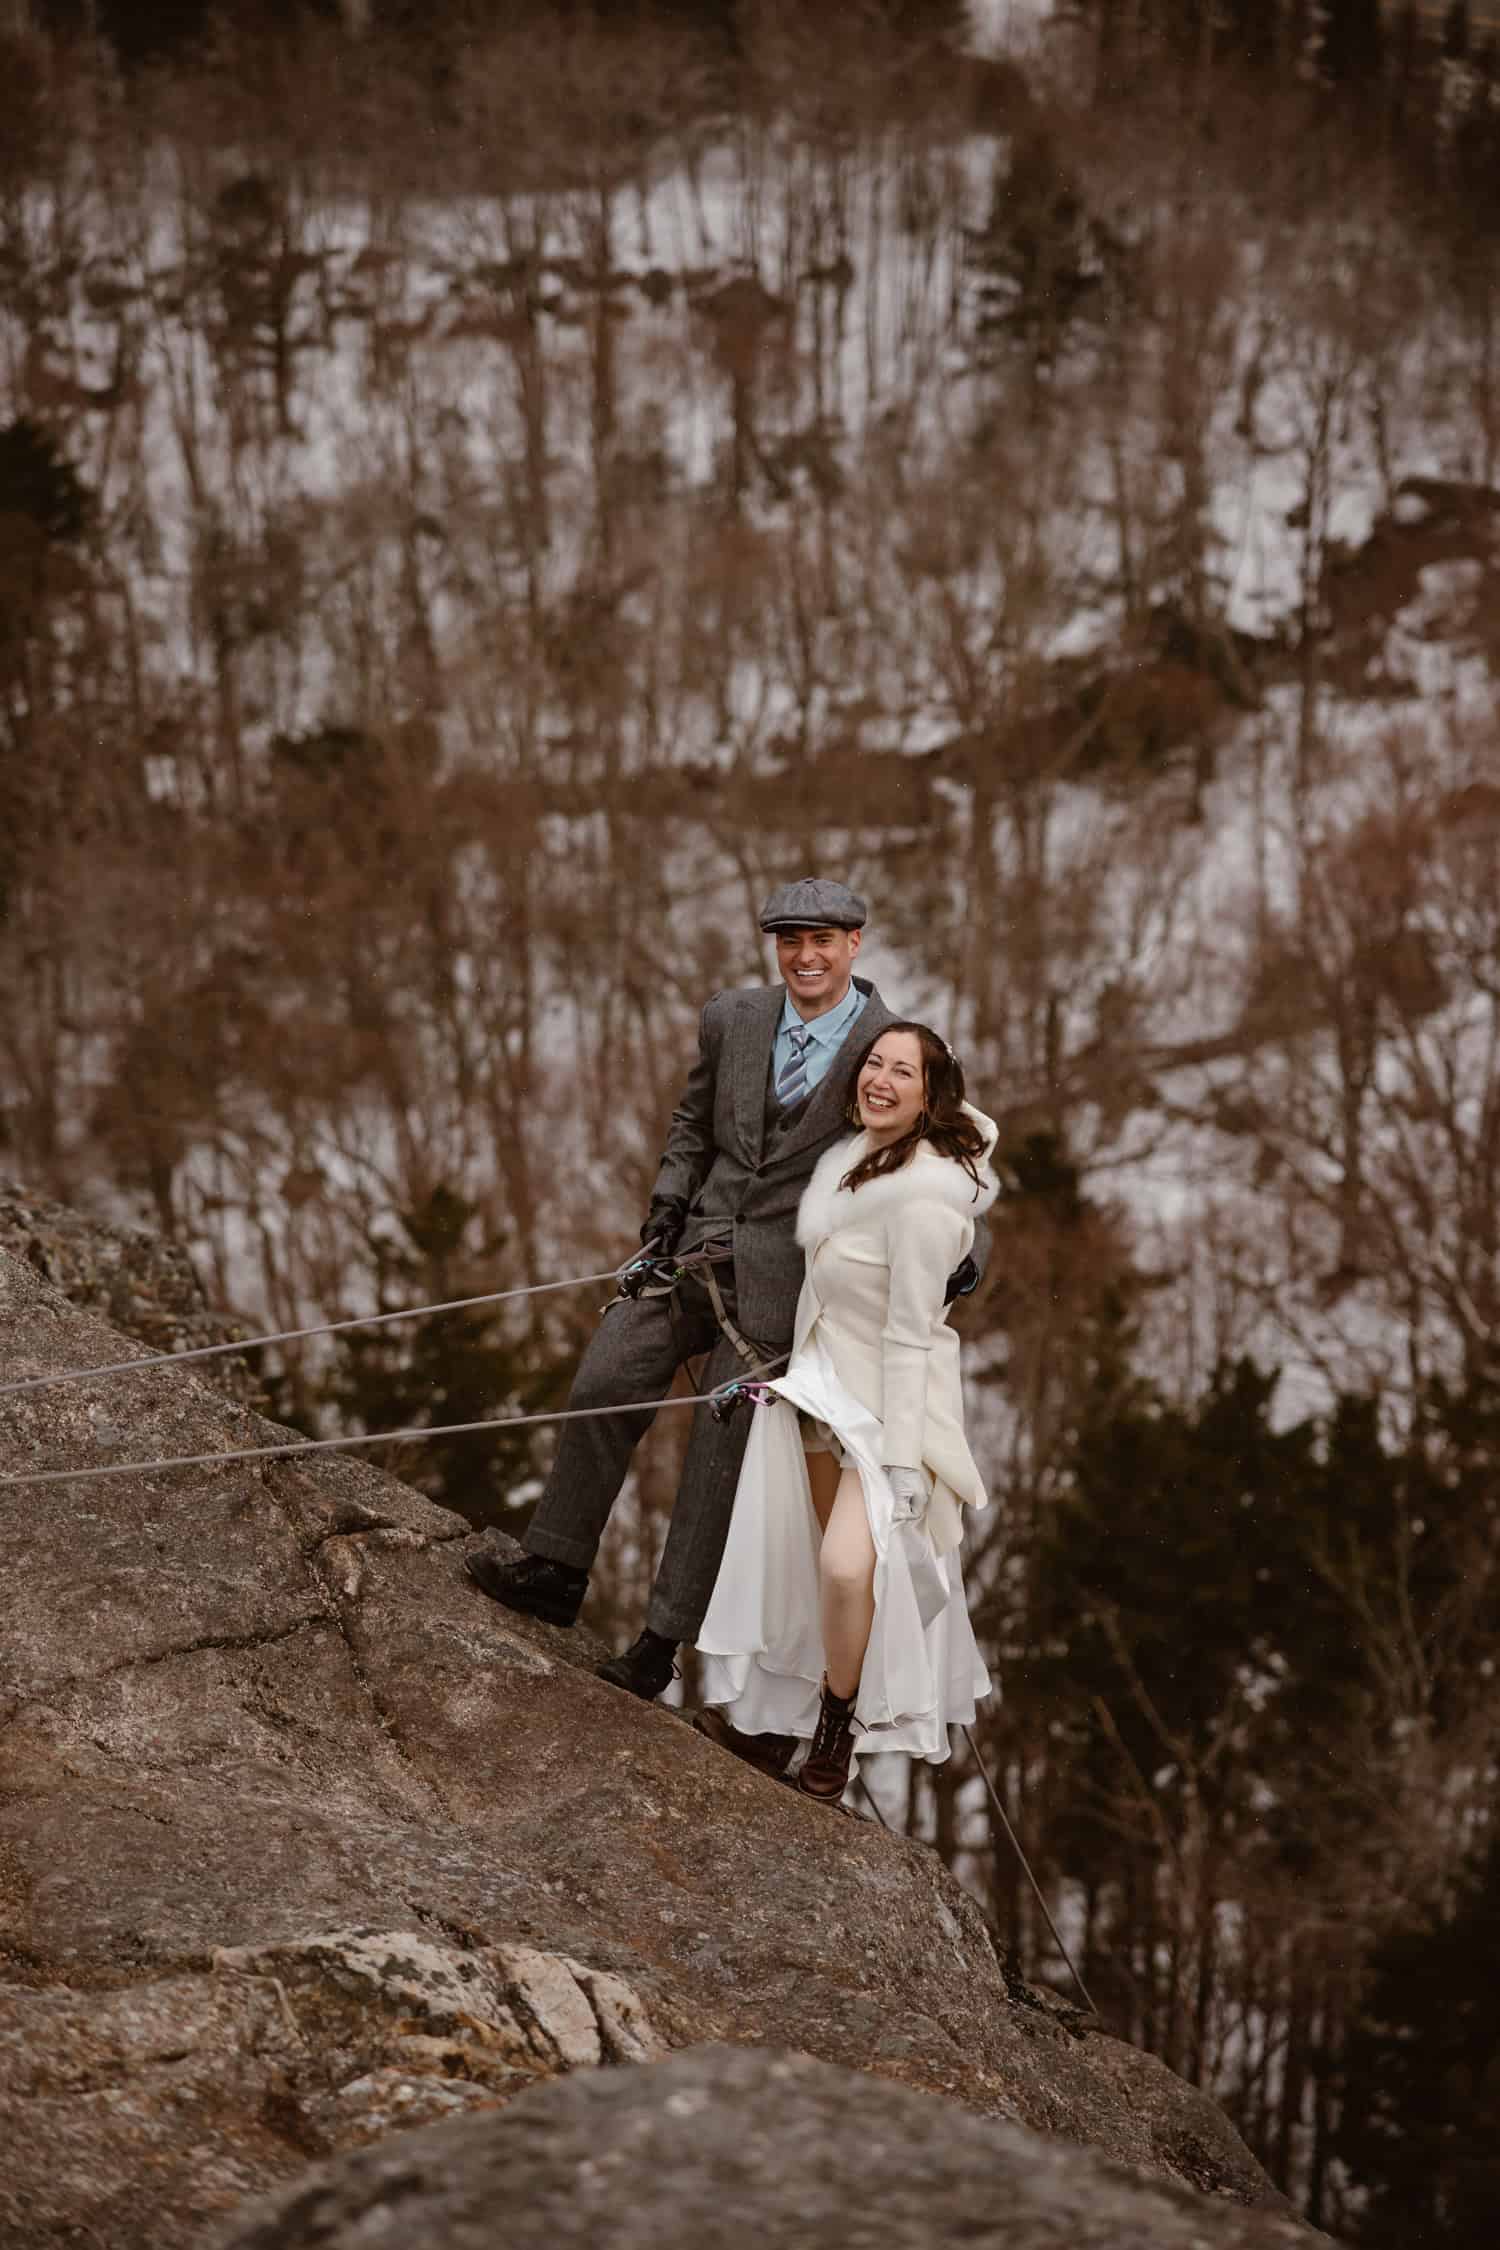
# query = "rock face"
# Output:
<box><xmin>0</xmin><ymin>1176</ymin><xmax>257</xmax><ymax>1403</ymax></box>
<box><xmin>215</xmin><ymin>2045</ymin><xmax>1318</xmax><ymax>2250</ymax></box>
<box><xmin>0</xmin><ymin>1223</ymin><xmax>1297</xmax><ymax>2247</ymax></box>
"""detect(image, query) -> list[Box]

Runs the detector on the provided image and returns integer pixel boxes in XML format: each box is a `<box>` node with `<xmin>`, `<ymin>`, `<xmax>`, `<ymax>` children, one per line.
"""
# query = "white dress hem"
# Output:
<box><xmin>696</xmin><ymin>1338</ymin><xmax>992</xmax><ymax>1767</ymax></box>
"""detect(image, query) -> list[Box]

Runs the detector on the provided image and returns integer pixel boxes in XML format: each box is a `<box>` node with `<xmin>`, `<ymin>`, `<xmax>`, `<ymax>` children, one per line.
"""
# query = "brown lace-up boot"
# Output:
<box><xmin>797</xmin><ymin>1676</ymin><xmax>859</xmax><ymax>1802</ymax></box>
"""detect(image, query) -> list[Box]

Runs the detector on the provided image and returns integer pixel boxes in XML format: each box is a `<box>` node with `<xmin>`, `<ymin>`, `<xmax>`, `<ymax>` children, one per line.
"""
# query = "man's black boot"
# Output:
<box><xmin>596</xmin><ymin>1628</ymin><xmax>679</xmax><ymax>1701</ymax></box>
<box><xmin>465</xmin><ymin>1549</ymin><xmax>588</xmax><ymax>1627</ymax></box>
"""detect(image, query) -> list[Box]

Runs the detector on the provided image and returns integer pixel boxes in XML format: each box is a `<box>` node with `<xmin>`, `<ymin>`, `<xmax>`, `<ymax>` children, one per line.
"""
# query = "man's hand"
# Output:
<box><xmin>619</xmin><ymin>1198</ymin><xmax>690</xmax><ymax>1298</ymax></box>
<box><xmin>887</xmin><ymin>1466</ymin><xmax>929</xmax><ymax>1524</ymax></box>
<box><xmin>641</xmin><ymin>1196</ymin><xmax>689</xmax><ymax>1256</ymax></box>
<box><xmin>944</xmin><ymin>1253</ymin><xmax>979</xmax><ymax>1305</ymax></box>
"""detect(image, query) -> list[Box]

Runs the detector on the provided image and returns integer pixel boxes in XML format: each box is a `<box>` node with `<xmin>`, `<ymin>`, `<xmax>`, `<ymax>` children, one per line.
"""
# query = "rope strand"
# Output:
<box><xmin>0</xmin><ymin>1262</ymin><xmax>670</xmax><ymax>1402</ymax></box>
<box><xmin>0</xmin><ymin>1357</ymin><xmax>788</xmax><ymax>1492</ymax></box>
<box><xmin>961</xmin><ymin>1723</ymin><xmax>1098</xmax><ymax>2017</ymax></box>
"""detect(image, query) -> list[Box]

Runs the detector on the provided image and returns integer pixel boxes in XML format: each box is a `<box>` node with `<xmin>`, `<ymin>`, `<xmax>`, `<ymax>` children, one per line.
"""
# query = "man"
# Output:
<box><xmin>467</xmin><ymin>876</ymin><xmax>980</xmax><ymax>1700</ymax></box>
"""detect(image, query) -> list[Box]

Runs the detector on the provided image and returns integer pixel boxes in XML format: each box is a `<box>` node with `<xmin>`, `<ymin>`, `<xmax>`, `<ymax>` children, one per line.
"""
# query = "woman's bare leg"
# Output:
<box><xmin>819</xmin><ymin>1465</ymin><xmax>876</xmax><ymax>1700</ymax></box>
<box><xmin>805</xmin><ymin>1447</ymin><xmax>842</xmax><ymax>1534</ymax></box>
<box><xmin>809</xmin><ymin>1449</ymin><xmax>845</xmax><ymax>1539</ymax></box>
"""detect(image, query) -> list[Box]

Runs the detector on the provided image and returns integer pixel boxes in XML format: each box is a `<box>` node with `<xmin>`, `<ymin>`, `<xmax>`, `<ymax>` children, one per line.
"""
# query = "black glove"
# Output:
<box><xmin>944</xmin><ymin>1253</ymin><xmax>979</xmax><ymax>1306</ymax></box>
<box><xmin>641</xmin><ymin>1196</ymin><xmax>689</xmax><ymax>1257</ymax></box>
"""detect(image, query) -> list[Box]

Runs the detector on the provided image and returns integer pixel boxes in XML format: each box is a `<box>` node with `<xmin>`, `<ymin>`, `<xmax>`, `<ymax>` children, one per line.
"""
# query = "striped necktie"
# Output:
<box><xmin>775</xmin><ymin>1025</ymin><xmax>812</xmax><ymax>1109</ymax></box>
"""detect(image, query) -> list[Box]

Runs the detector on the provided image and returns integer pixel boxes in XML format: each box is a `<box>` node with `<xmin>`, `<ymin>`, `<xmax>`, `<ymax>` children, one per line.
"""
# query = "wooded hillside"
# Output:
<box><xmin>3</xmin><ymin>6</ymin><xmax>1498</xmax><ymax>2235</ymax></box>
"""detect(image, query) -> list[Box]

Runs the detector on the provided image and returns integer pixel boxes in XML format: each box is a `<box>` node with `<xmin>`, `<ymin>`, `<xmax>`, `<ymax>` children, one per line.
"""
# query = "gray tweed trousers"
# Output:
<box><xmin>520</xmin><ymin>1267</ymin><xmax>758</xmax><ymax>1643</ymax></box>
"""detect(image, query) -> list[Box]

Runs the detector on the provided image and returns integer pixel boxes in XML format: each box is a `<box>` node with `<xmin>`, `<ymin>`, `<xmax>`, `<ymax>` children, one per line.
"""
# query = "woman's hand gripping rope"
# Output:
<box><xmin>886</xmin><ymin>1465</ymin><xmax>930</xmax><ymax>1525</ymax></box>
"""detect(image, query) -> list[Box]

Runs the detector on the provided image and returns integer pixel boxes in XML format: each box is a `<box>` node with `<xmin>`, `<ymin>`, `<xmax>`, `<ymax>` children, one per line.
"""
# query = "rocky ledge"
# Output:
<box><xmin>0</xmin><ymin>1215</ymin><xmax>1306</xmax><ymax>2247</ymax></box>
<box><xmin>216</xmin><ymin>2045</ymin><xmax>1317</xmax><ymax>2250</ymax></box>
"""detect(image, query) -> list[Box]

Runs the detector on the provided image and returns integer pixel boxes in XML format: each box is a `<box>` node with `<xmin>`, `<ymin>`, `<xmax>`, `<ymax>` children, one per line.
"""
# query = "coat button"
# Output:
<box><xmin>735</xmin><ymin>1210</ymin><xmax>747</xmax><ymax>1223</ymax></box>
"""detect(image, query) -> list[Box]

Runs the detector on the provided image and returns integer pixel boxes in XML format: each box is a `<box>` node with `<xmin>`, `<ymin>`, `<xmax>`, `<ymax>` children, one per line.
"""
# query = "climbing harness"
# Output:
<box><xmin>610</xmin><ymin>1243</ymin><xmax>720</xmax><ymax>1394</ymax></box>
<box><xmin>611</xmin><ymin>1231</ymin><xmax>769</xmax><ymax>1378</ymax></box>
<box><xmin>697</xmin><ymin>1260</ymin><xmax>767</xmax><ymax>1373</ymax></box>
<box><xmin>708</xmin><ymin>1376</ymin><xmax>779</xmax><ymax>1424</ymax></box>
<box><xmin>612</xmin><ymin>1240</ymin><xmax>700</xmax><ymax>1302</ymax></box>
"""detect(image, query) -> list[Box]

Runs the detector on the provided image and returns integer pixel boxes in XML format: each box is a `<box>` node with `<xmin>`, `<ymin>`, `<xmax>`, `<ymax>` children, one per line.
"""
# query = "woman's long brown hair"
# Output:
<box><xmin>839</xmin><ymin>1022</ymin><xmax>987</xmax><ymax>1196</ymax></box>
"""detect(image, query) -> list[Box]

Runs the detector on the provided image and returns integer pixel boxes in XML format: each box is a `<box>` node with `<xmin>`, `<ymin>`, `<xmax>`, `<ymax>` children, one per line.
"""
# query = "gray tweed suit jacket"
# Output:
<box><xmin>649</xmin><ymin>978</ymin><xmax>905</xmax><ymax>1350</ymax></box>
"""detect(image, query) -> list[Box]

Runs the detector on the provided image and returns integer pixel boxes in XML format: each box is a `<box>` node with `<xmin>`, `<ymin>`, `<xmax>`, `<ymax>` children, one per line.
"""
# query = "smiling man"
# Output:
<box><xmin>467</xmin><ymin>877</ymin><xmax>979</xmax><ymax>1701</ymax></box>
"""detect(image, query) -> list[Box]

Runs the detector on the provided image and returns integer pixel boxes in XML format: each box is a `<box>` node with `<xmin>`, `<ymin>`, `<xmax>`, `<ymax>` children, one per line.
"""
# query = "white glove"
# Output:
<box><xmin>887</xmin><ymin>1466</ymin><xmax>945</xmax><ymax>1628</ymax></box>
<box><xmin>887</xmin><ymin>1466</ymin><xmax>929</xmax><ymax>1524</ymax></box>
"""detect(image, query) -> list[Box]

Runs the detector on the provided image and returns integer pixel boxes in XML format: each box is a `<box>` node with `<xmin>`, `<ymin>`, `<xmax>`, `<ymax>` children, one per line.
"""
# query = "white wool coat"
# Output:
<box><xmin>790</xmin><ymin>1108</ymin><xmax>1000</xmax><ymax>1553</ymax></box>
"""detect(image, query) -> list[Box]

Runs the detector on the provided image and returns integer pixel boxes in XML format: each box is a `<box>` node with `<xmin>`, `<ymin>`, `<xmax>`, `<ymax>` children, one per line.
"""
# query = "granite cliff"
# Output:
<box><xmin>0</xmin><ymin>1197</ymin><xmax>1307</xmax><ymax>2247</ymax></box>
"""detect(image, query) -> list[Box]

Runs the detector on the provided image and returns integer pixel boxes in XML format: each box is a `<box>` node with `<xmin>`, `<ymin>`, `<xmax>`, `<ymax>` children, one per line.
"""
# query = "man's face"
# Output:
<box><xmin>775</xmin><ymin>925</ymin><xmax>862</xmax><ymax>1019</ymax></box>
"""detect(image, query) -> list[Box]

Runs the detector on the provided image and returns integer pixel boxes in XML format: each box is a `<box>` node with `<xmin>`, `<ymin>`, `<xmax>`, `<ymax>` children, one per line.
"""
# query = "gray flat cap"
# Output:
<box><xmin>759</xmin><ymin>877</ymin><xmax>867</xmax><ymax>933</ymax></box>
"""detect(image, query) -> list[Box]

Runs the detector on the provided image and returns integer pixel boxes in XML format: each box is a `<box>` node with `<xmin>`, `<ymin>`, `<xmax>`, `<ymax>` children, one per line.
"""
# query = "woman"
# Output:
<box><xmin>697</xmin><ymin>1022</ymin><xmax>998</xmax><ymax>1803</ymax></box>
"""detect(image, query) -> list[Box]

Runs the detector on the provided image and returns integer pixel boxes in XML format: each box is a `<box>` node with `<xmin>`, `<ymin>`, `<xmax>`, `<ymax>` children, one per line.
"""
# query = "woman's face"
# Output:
<box><xmin>857</xmin><ymin>1032</ymin><xmax>926</xmax><ymax>1144</ymax></box>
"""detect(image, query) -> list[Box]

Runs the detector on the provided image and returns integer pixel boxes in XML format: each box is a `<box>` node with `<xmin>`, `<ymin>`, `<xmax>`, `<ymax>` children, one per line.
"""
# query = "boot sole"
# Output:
<box><xmin>595</xmin><ymin>1671</ymin><xmax>671</xmax><ymax>1700</ymax></box>
<box><xmin>691</xmin><ymin>1709</ymin><xmax>797</xmax><ymax>1778</ymax></box>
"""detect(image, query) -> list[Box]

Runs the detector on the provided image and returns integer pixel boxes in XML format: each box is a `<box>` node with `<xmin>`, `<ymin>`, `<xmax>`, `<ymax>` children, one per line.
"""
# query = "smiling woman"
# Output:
<box><xmin>844</xmin><ymin>1024</ymin><xmax>989</xmax><ymax>1193</ymax></box>
<box><xmin>697</xmin><ymin>1020</ymin><xmax>999</xmax><ymax>1804</ymax></box>
<box><xmin>856</xmin><ymin>1031</ymin><xmax>926</xmax><ymax>1146</ymax></box>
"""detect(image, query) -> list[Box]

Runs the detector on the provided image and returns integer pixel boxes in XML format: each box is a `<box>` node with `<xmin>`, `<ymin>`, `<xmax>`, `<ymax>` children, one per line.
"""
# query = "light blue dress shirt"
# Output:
<box><xmin>772</xmin><ymin>979</ymin><xmax>868</xmax><ymax>1099</ymax></box>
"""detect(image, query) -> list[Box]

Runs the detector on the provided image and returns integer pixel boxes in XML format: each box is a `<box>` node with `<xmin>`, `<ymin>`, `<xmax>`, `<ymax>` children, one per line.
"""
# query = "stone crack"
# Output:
<box><xmin>0</xmin><ymin>1611</ymin><xmax>335</xmax><ymax>1736</ymax></box>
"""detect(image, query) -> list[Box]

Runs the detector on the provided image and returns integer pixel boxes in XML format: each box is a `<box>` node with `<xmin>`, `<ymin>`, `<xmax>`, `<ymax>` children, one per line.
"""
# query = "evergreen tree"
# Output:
<box><xmin>0</xmin><ymin>420</ymin><xmax>93</xmax><ymax>923</ymax></box>
<box><xmin>319</xmin><ymin>1184</ymin><xmax>578</xmax><ymax>1532</ymax></box>
<box><xmin>1033</xmin><ymin>1359</ymin><xmax>1499</xmax><ymax>1889</ymax></box>
<box><xmin>1337</xmin><ymin>1831</ymin><xmax>1500</xmax><ymax>2248</ymax></box>
<box><xmin>1320</xmin><ymin>0</ymin><xmax>1385</xmax><ymax>83</ymax></box>
<box><xmin>965</xmin><ymin>124</ymin><xmax>1127</xmax><ymax>373</ymax></box>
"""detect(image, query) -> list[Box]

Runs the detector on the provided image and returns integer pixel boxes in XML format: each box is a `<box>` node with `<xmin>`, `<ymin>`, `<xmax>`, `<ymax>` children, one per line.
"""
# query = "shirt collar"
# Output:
<box><xmin>780</xmin><ymin>979</ymin><xmax>862</xmax><ymax>1050</ymax></box>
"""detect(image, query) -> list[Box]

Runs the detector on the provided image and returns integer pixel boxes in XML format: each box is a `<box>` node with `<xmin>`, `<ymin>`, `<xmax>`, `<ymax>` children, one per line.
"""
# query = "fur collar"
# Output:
<box><xmin>795</xmin><ymin>1106</ymin><xmax>1001</xmax><ymax>1247</ymax></box>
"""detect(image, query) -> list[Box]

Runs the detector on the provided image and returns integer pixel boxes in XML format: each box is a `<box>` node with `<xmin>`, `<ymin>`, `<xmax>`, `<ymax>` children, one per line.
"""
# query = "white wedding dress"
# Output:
<box><xmin>696</xmin><ymin>1332</ymin><xmax>992</xmax><ymax>1767</ymax></box>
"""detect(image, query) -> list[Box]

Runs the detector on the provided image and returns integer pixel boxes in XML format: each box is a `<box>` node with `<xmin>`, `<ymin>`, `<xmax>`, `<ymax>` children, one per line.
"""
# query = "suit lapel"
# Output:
<box><xmin>734</xmin><ymin>986</ymin><xmax>785</xmax><ymax>1162</ymax></box>
<box><xmin>775</xmin><ymin>983</ymin><xmax>892</xmax><ymax>1164</ymax></box>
